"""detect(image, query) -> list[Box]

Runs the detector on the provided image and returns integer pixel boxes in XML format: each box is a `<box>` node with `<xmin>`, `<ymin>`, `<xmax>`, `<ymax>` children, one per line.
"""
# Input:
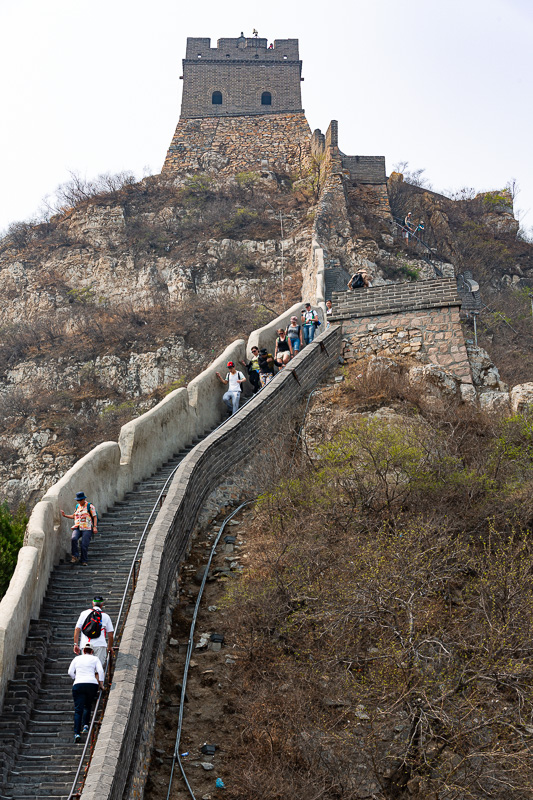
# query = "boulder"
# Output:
<box><xmin>478</xmin><ymin>390</ymin><xmax>511</xmax><ymax>414</ymax></box>
<box><xmin>409</xmin><ymin>364</ymin><xmax>460</xmax><ymax>406</ymax></box>
<box><xmin>459</xmin><ymin>383</ymin><xmax>477</xmax><ymax>404</ymax></box>
<box><xmin>510</xmin><ymin>383</ymin><xmax>533</xmax><ymax>415</ymax></box>
<box><xmin>466</xmin><ymin>344</ymin><xmax>504</xmax><ymax>389</ymax></box>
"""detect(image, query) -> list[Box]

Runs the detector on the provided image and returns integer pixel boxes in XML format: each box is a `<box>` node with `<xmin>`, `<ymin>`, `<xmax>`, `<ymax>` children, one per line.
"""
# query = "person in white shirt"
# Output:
<box><xmin>73</xmin><ymin>595</ymin><xmax>114</xmax><ymax>668</ymax></box>
<box><xmin>68</xmin><ymin>642</ymin><xmax>104</xmax><ymax>742</ymax></box>
<box><xmin>301</xmin><ymin>303</ymin><xmax>319</xmax><ymax>345</ymax></box>
<box><xmin>215</xmin><ymin>361</ymin><xmax>246</xmax><ymax>415</ymax></box>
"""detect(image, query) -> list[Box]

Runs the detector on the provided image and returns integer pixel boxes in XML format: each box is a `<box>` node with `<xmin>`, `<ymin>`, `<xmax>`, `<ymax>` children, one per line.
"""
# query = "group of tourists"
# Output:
<box><xmin>216</xmin><ymin>302</ymin><xmax>333</xmax><ymax>416</ymax></box>
<box><xmin>67</xmin><ymin>591</ymin><xmax>114</xmax><ymax>742</ymax></box>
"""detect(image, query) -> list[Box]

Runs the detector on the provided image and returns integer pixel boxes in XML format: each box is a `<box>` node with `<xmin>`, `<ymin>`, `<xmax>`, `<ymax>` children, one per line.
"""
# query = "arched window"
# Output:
<box><xmin>212</xmin><ymin>91</ymin><xmax>222</xmax><ymax>105</ymax></box>
<box><xmin>261</xmin><ymin>91</ymin><xmax>272</xmax><ymax>106</ymax></box>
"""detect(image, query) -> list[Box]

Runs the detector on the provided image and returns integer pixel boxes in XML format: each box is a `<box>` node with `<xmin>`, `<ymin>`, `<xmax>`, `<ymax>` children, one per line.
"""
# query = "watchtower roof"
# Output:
<box><xmin>185</xmin><ymin>37</ymin><xmax>300</xmax><ymax>62</ymax></box>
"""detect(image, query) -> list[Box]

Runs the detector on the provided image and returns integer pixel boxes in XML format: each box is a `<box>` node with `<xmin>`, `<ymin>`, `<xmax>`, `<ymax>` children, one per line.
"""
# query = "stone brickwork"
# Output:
<box><xmin>81</xmin><ymin>325</ymin><xmax>342</xmax><ymax>800</ymax></box>
<box><xmin>346</xmin><ymin>182</ymin><xmax>391</xmax><ymax>220</ymax></box>
<box><xmin>341</xmin><ymin>155</ymin><xmax>387</xmax><ymax>184</ymax></box>
<box><xmin>331</xmin><ymin>280</ymin><xmax>472</xmax><ymax>383</ymax></box>
<box><xmin>162</xmin><ymin>111</ymin><xmax>312</xmax><ymax>175</ymax></box>
<box><xmin>311</xmin><ymin>120</ymin><xmax>387</xmax><ymax>185</ymax></box>
<box><xmin>331</xmin><ymin>278</ymin><xmax>460</xmax><ymax>319</ymax></box>
<box><xmin>180</xmin><ymin>37</ymin><xmax>303</xmax><ymax>119</ymax></box>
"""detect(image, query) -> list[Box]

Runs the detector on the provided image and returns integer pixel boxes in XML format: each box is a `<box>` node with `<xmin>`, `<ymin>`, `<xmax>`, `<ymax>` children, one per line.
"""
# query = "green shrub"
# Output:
<box><xmin>0</xmin><ymin>503</ymin><xmax>27</xmax><ymax>598</ymax></box>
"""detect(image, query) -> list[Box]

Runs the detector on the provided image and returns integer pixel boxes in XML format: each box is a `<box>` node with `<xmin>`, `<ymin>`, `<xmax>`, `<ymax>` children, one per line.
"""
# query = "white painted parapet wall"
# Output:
<box><xmin>0</xmin><ymin>327</ymin><xmax>270</xmax><ymax>704</ymax></box>
<box><xmin>0</xmin><ymin>253</ymin><xmax>326</xmax><ymax>704</ymax></box>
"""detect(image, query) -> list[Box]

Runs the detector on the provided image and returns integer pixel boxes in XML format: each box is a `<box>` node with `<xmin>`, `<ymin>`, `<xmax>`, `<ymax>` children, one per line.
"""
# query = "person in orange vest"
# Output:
<box><xmin>61</xmin><ymin>492</ymin><xmax>98</xmax><ymax>566</ymax></box>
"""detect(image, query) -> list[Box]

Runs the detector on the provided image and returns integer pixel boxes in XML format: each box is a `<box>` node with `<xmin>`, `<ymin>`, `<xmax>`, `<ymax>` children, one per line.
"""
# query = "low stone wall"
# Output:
<box><xmin>341</xmin><ymin>155</ymin><xmax>387</xmax><ymax>184</ymax></box>
<box><xmin>330</xmin><ymin>278</ymin><xmax>460</xmax><ymax>319</ymax></box>
<box><xmin>0</xmin><ymin>290</ymin><xmax>325</xmax><ymax>707</ymax></box>
<box><xmin>331</xmin><ymin>280</ymin><xmax>472</xmax><ymax>383</ymax></box>
<box><xmin>81</xmin><ymin>325</ymin><xmax>342</xmax><ymax>800</ymax></box>
<box><xmin>162</xmin><ymin>112</ymin><xmax>312</xmax><ymax>176</ymax></box>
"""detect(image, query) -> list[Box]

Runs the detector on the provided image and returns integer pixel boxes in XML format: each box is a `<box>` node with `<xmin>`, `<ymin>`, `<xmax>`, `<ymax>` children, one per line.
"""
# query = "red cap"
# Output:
<box><xmin>227</xmin><ymin>361</ymin><xmax>235</xmax><ymax>368</ymax></box>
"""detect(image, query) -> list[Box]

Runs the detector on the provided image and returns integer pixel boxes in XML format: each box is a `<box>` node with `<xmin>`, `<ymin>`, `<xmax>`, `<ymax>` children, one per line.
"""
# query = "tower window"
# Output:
<box><xmin>212</xmin><ymin>91</ymin><xmax>222</xmax><ymax>105</ymax></box>
<box><xmin>261</xmin><ymin>91</ymin><xmax>272</xmax><ymax>105</ymax></box>
<box><xmin>197</xmin><ymin>54</ymin><xmax>202</xmax><ymax>58</ymax></box>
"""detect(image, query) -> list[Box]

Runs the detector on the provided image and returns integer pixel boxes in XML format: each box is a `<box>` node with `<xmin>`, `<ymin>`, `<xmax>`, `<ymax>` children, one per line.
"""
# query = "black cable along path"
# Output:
<box><xmin>165</xmin><ymin>387</ymin><xmax>318</xmax><ymax>800</ymax></box>
<box><xmin>0</xmin><ymin>426</ymin><xmax>219</xmax><ymax>800</ymax></box>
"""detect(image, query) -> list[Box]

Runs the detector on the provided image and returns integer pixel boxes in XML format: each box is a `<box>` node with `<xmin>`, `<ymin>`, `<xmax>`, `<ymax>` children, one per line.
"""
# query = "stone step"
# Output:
<box><xmin>3</xmin><ymin>786</ymin><xmax>72</xmax><ymax>798</ymax></box>
<box><xmin>0</xmin><ymin>428</ymin><xmax>213</xmax><ymax>796</ymax></box>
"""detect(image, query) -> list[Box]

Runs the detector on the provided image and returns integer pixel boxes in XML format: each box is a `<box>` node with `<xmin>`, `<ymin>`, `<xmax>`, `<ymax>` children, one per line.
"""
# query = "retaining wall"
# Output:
<box><xmin>331</xmin><ymin>279</ymin><xmax>472</xmax><ymax>383</ymax></box>
<box><xmin>162</xmin><ymin>112</ymin><xmax>312</xmax><ymax>176</ymax></box>
<box><xmin>81</xmin><ymin>324</ymin><xmax>342</xmax><ymax>800</ymax></box>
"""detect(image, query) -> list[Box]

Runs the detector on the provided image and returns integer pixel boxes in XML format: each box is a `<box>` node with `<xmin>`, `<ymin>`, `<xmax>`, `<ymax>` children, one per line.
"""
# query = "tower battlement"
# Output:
<box><xmin>185</xmin><ymin>36</ymin><xmax>300</xmax><ymax>62</ymax></box>
<box><xmin>180</xmin><ymin>34</ymin><xmax>303</xmax><ymax>118</ymax></box>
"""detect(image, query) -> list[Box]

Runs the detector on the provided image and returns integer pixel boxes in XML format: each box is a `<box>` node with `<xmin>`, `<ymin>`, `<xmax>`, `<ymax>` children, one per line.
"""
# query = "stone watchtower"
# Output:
<box><xmin>162</xmin><ymin>34</ymin><xmax>312</xmax><ymax>175</ymax></box>
<box><xmin>180</xmin><ymin>36</ymin><xmax>303</xmax><ymax>118</ymax></box>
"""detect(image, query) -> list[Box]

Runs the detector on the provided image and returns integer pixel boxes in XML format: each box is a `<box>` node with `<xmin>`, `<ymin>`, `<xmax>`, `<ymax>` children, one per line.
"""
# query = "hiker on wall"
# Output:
<box><xmin>61</xmin><ymin>491</ymin><xmax>97</xmax><ymax>566</ymax></box>
<box><xmin>68</xmin><ymin>642</ymin><xmax>104</xmax><ymax>743</ymax></box>
<box><xmin>301</xmin><ymin>303</ymin><xmax>319</xmax><ymax>345</ymax></box>
<box><xmin>73</xmin><ymin>595</ymin><xmax>114</xmax><ymax>668</ymax></box>
<box><xmin>216</xmin><ymin>361</ymin><xmax>246</xmax><ymax>415</ymax></box>
<box><xmin>348</xmin><ymin>269</ymin><xmax>371</xmax><ymax>290</ymax></box>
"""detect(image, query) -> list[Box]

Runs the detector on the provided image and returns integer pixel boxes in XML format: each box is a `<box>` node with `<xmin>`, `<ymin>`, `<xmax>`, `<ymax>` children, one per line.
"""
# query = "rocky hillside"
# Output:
<box><xmin>386</xmin><ymin>174</ymin><xmax>533</xmax><ymax>386</ymax></box>
<box><xmin>0</xmin><ymin>170</ymin><xmax>315</xmax><ymax>509</ymax></box>
<box><xmin>2</xmin><ymin>164</ymin><xmax>532</xmax><ymax>512</ymax></box>
<box><xmin>146</xmin><ymin>359</ymin><xmax>533</xmax><ymax>800</ymax></box>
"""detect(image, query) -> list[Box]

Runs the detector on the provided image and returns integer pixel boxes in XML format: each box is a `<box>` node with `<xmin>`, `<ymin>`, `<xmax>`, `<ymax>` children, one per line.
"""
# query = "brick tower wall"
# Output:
<box><xmin>180</xmin><ymin>37</ymin><xmax>303</xmax><ymax>118</ymax></box>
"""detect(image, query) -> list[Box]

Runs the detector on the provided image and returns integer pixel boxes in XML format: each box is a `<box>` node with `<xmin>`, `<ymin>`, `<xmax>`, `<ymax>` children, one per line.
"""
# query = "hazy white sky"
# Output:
<box><xmin>1</xmin><ymin>0</ymin><xmax>532</xmax><ymax>233</ymax></box>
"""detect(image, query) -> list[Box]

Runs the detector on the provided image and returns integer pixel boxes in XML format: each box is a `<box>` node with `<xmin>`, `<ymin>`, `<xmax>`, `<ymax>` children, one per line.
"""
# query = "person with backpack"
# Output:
<box><xmin>301</xmin><ymin>303</ymin><xmax>319</xmax><ymax>345</ymax></box>
<box><xmin>68</xmin><ymin>641</ymin><xmax>104</xmax><ymax>743</ymax></box>
<box><xmin>348</xmin><ymin>269</ymin><xmax>371</xmax><ymax>290</ymax></box>
<box><xmin>61</xmin><ymin>491</ymin><xmax>97</xmax><ymax>566</ymax></box>
<box><xmin>216</xmin><ymin>361</ymin><xmax>246</xmax><ymax>415</ymax></box>
<box><xmin>73</xmin><ymin>595</ymin><xmax>114</xmax><ymax>668</ymax></box>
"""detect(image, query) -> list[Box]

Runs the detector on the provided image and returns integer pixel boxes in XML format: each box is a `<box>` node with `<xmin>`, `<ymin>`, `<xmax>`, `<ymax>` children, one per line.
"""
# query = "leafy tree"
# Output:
<box><xmin>0</xmin><ymin>502</ymin><xmax>27</xmax><ymax>598</ymax></box>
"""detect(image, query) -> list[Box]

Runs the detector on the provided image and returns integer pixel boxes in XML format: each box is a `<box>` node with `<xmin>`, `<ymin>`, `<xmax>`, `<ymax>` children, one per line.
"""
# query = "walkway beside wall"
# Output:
<box><xmin>82</xmin><ymin>325</ymin><xmax>341</xmax><ymax>800</ymax></box>
<box><xmin>0</xmin><ymin>435</ymin><xmax>213</xmax><ymax>799</ymax></box>
<box><xmin>0</xmin><ymin>323</ymin><xmax>341</xmax><ymax>800</ymax></box>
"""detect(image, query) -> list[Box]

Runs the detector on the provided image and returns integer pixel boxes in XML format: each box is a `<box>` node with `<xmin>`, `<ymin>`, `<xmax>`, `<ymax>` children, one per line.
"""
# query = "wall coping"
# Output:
<box><xmin>81</xmin><ymin>325</ymin><xmax>342</xmax><ymax>800</ymax></box>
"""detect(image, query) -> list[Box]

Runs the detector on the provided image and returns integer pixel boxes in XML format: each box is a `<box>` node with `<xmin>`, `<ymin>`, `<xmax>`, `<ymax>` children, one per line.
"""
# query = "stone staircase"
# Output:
<box><xmin>0</xmin><ymin>435</ymin><xmax>210</xmax><ymax>800</ymax></box>
<box><xmin>324</xmin><ymin>259</ymin><xmax>351</xmax><ymax>301</ymax></box>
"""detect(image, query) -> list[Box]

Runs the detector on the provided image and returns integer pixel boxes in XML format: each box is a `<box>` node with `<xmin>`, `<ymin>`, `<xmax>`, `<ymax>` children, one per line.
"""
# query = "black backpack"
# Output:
<box><xmin>351</xmin><ymin>272</ymin><xmax>365</xmax><ymax>288</ymax></box>
<box><xmin>81</xmin><ymin>608</ymin><xmax>102</xmax><ymax>639</ymax></box>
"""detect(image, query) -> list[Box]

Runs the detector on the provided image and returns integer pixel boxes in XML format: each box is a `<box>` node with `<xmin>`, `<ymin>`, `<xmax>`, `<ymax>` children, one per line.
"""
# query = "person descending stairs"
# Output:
<box><xmin>0</xmin><ymin>434</ymin><xmax>211</xmax><ymax>800</ymax></box>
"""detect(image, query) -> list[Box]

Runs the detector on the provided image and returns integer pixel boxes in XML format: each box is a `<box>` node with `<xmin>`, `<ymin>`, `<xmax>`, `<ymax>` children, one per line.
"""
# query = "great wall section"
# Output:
<box><xmin>1</xmin><ymin>32</ymin><xmax>530</xmax><ymax>800</ymax></box>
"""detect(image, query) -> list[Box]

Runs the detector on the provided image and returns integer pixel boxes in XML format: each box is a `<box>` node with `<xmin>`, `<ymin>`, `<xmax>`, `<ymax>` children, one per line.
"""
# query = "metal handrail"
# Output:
<box><xmin>65</xmin><ymin>459</ymin><xmax>188</xmax><ymax>799</ymax></box>
<box><xmin>392</xmin><ymin>215</ymin><xmax>444</xmax><ymax>278</ymax></box>
<box><xmin>66</xmin><ymin>405</ymin><xmax>249</xmax><ymax>799</ymax></box>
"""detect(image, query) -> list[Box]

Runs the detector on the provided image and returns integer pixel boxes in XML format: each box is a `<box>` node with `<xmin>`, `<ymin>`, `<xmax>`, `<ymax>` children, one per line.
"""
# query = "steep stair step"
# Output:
<box><xmin>0</xmin><ymin>428</ymin><xmax>217</xmax><ymax>798</ymax></box>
